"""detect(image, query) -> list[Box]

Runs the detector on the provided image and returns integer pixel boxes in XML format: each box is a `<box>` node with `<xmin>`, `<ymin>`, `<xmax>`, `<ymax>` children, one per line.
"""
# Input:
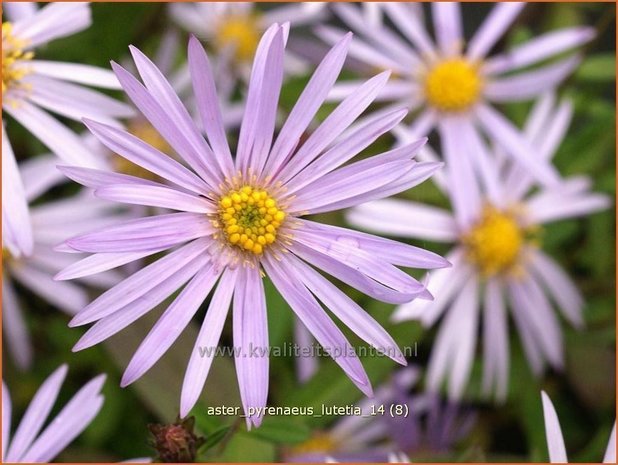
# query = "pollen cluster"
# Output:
<box><xmin>462</xmin><ymin>206</ymin><xmax>524</xmax><ymax>277</ymax></box>
<box><xmin>214</xmin><ymin>15</ymin><xmax>261</xmax><ymax>61</ymax></box>
<box><xmin>2</xmin><ymin>22</ymin><xmax>34</xmax><ymax>95</ymax></box>
<box><xmin>217</xmin><ymin>185</ymin><xmax>285</xmax><ymax>255</ymax></box>
<box><xmin>424</xmin><ymin>58</ymin><xmax>481</xmax><ymax>112</ymax></box>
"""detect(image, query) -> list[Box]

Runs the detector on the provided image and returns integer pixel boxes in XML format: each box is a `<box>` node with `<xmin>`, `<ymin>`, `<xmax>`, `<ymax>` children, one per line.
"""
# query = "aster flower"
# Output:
<box><xmin>56</xmin><ymin>24</ymin><xmax>448</xmax><ymax>428</ymax></box>
<box><xmin>169</xmin><ymin>2</ymin><xmax>325</xmax><ymax>81</ymax></box>
<box><xmin>288</xmin><ymin>367</ymin><xmax>474</xmax><ymax>462</ymax></box>
<box><xmin>318</xmin><ymin>2</ymin><xmax>594</xmax><ymax>187</ymax></box>
<box><xmin>348</xmin><ymin>93</ymin><xmax>610</xmax><ymax>401</ymax></box>
<box><xmin>541</xmin><ymin>391</ymin><xmax>616</xmax><ymax>463</ymax></box>
<box><xmin>3</xmin><ymin>151</ymin><xmax>125</xmax><ymax>369</ymax></box>
<box><xmin>2</xmin><ymin>2</ymin><xmax>132</xmax><ymax>164</ymax></box>
<box><xmin>2</xmin><ymin>2</ymin><xmax>132</xmax><ymax>256</ymax></box>
<box><xmin>288</xmin><ymin>368</ymin><xmax>419</xmax><ymax>462</ymax></box>
<box><xmin>2</xmin><ymin>365</ymin><xmax>105</xmax><ymax>462</ymax></box>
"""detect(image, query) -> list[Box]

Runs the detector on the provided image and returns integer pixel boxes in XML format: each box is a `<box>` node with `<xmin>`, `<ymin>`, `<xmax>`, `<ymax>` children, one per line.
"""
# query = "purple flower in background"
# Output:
<box><xmin>318</xmin><ymin>2</ymin><xmax>594</xmax><ymax>188</ymax></box>
<box><xmin>541</xmin><ymin>391</ymin><xmax>615</xmax><ymax>463</ymax></box>
<box><xmin>170</xmin><ymin>2</ymin><xmax>325</xmax><ymax>81</ymax></box>
<box><xmin>3</xmin><ymin>145</ymin><xmax>126</xmax><ymax>369</ymax></box>
<box><xmin>57</xmin><ymin>24</ymin><xmax>448</xmax><ymax>428</ymax></box>
<box><xmin>288</xmin><ymin>367</ymin><xmax>475</xmax><ymax>462</ymax></box>
<box><xmin>348</xmin><ymin>93</ymin><xmax>610</xmax><ymax>401</ymax></box>
<box><xmin>2</xmin><ymin>2</ymin><xmax>132</xmax><ymax>165</ymax></box>
<box><xmin>2</xmin><ymin>365</ymin><xmax>105</xmax><ymax>462</ymax></box>
<box><xmin>2</xmin><ymin>2</ymin><xmax>131</xmax><ymax>257</ymax></box>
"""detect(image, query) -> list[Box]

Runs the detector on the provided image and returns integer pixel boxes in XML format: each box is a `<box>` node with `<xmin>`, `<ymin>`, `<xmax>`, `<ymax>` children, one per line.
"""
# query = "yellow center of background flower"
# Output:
<box><xmin>113</xmin><ymin>121</ymin><xmax>172</xmax><ymax>181</ymax></box>
<box><xmin>462</xmin><ymin>206</ymin><xmax>524</xmax><ymax>277</ymax></box>
<box><xmin>290</xmin><ymin>432</ymin><xmax>337</xmax><ymax>456</ymax></box>
<box><xmin>218</xmin><ymin>185</ymin><xmax>285</xmax><ymax>255</ymax></box>
<box><xmin>2</xmin><ymin>22</ymin><xmax>34</xmax><ymax>95</ymax></box>
<box><xmin>424</xmin><ymin>59</ymin><xmax>481</xmax><ymax>112</ymax></box>
<box><xmin>2</xmin><ymin>247</ymin><xmax>14</xmax><ymax>263</ymax></box>
<box><xmin>214</xmin><ymin>15</ymin><xmax>261</xmax><ymax>62</ymax></box>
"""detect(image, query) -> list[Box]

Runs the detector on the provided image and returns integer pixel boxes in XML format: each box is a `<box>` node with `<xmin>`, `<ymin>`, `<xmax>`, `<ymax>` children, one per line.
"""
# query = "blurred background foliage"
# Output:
<box><xmin>3</xmin><ymin>2</ymin><xmax>615</xmax><ymax>463</ymax></box>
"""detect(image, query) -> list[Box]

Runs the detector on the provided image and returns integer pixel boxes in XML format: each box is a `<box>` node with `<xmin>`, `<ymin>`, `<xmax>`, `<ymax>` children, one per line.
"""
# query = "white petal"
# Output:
<box><xmin>29</xmin><ymin>60</ymin><xmax>122</xmax><ymax>89</ymax></box>
<box><xmin>2</xmin><ymin>127</ymin><xmax>33</xmax><ymax>255</ymax></box>
<box><xmin>603</xmin><ymin>423</ymin><xmax>616</xmax><ymax>463</ymax></box>
<box><xmin>346</xmin><ymin>198</ymin><xmax>457</xmax><ymax>242</ymax></box>
<box><xmin>541</xmin><ymin>391</ymin><xmax>568</xmax><ymax>463</ymax></box>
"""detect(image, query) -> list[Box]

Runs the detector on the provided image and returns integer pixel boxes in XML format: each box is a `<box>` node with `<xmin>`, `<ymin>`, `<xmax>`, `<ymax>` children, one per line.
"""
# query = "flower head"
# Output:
<box><xmin>288</xmin><ymin>367</ymin><xmax>474</xmax><ymax>462</ymax></box>
<box><xmin>1</xmin><ymin>2</ymin><xmax>132</xmax><ymax>262</ymax></box>
<box><xmin>2</xmin><ymin>2</ymin><xmax>132</xmax><ymax>167</ymax></box>
<box><xmin>348</xmin><ymin>93</ymin><xmax>610</xmax><ymax>401</ymax></box>
<box><xmin>2</xmin><ymin>365</ymin><xmax>105</xmax><ymax>462</ymax></box>
<box><xmin>58</xmin><ymin>25</ymin><xmax>448</xmax><ymax>428</ymax></box>
<box><xmin>319</xmin><ymin>2</ymin><xmax>594</xmax><ymax>188</ymax></box>
<box><xmin>170</xmin><ymin>2</ymin><xmax>325</xmax><ymax>80</ymax></box>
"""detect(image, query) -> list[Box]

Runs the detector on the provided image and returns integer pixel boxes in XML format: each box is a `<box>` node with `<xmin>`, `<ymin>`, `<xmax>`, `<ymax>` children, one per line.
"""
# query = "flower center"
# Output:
<box><xmin>461</xmin><ymin>206</ymin><xmax>525</xmax><ymax>276</ymax></box>
<box><xmin>214</xmin><ymin>14</ymin><xmax>261</xmax><ymax>62</ymax></box>
<box><xmin>217</xmin><ymin>185</ymin><xmax>285</xmax><ymax>255</ymax></box>
<box><xmin>291</xmin><ymin>432</ymin><xmax>337</xmax><ymax>456</ymax></box>
<box><xmin>424</xmin><ymin>59</ymin><xmax>481</xmax><ymax>112</ymax></box>
<box><xmin>2</xmin><ymin>22</ymin><xmax>34</xmax><ymax>95</ymax></box>
<box><xmin>113</xmin><ymin>121</ymin><xmax>172</xmax><ymax>181</ymax></box>
<box><xmin>2</xmin><ymin>247</ymin><xmax>14</xmax><ymax>263</ymax></box>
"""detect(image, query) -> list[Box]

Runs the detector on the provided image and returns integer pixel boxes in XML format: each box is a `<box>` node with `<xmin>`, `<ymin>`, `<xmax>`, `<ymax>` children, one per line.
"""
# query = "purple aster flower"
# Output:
<box><xmin>541</xmin><ymin>391</ymin><xmax>615</xmax><ymax>463</ymax></box>
<box><xmin>2</xmin><ymin>2</ymin><xmax>132</xmax><ymax>257</ymax></box>
<box><xmin>318</xmin><ymin>2</ymin><xmax>594</xmax><ymax>188</ymax></box>
<box><xmin>288</xmin><ymin>367</ymin><xmax>475</xmax><ymax>462</ymax></box>
<box><xmin>348</xmin><ymin>93</ymin><xmax>610</xmax><ymax>402</ymax></box>
<box><xmin>2</xmin><ymin>365</ymin><xmax>105</xmax><ymax>462</ymax></box>
<box><xmin>170</xmin><ymin>2</ymin><xmax>326</xmax><ymax>81</ymax></box>
<box><xmin>56</xmin><ymin>24</ymin><xmax>448</xmax><ymax>428</ymax></box>
<box><xmin>2</xmin><ymin>2</ymin><xmax>132</xmax><ymax>165</ymax></box>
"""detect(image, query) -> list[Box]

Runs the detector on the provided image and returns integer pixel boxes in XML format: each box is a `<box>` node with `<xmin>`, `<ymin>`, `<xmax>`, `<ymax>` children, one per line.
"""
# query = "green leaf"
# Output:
<box><xmin>248</xmin><ymin>417</ymin><xmax>311</xmax><ymax>444</ymax></box>
<box><xmin>199</xmin><ymin>425</ymin><xmax>233</xmax><ymax>453</ymax></box>
<box><xmin>576</xmin><ymin>54</ymin><xmax>617</xmax><ymax>83</ymax></box>
<box><xmin>218</xmin><ymin>431</ymin><xmax>277</xmax><ymax>462</ymax></box>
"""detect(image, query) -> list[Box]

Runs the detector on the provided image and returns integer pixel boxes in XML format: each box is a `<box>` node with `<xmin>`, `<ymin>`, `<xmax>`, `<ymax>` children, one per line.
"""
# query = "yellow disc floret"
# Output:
<box><xmin>424</xmin><ymin>58</ymin><xmax>482</xmax><ymax>112</ymax></box>
<box><xmin>214</xmin><ymin>14</ymin><xmax>261</xmax><ymax>62</ymax></box>
<box><xmin>462</xmin><ymin>206</ymin><xmax>524</xmax><ymax>277</ymax></box>
<box><xmin>2</xmin><ymin>22</ymin><xmax>34</xmax><ymax>95</ymax></box>
<box><xmin>217</xmin><ymin>185</ymin><xmax>285</xmax><ymax>255</ymax></box>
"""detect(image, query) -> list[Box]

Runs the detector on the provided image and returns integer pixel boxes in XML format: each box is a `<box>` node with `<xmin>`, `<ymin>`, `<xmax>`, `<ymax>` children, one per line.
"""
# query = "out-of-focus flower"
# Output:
<box><xmin>288</xmin><ymin>367</ymin><xmax>474</xmax><ymax>462</ymax></box>
<box><xmin>319</xmin><ymin>2</ymin><xmax>593</xmax><ymax>188</ymax></box>
<box><xmin>2</xmin><ymin>365</ymin><xmax>105</xmax><ymax>462</ymax></box>
<box><xmin>2</xmin><ymin>2</ymin><xmax>132</xmax><ymax>258</ymax></box>
<box><xmin>170</xmin><ymin>2</ymin><xmax>325</xmax><ymax>81</ymax></box>
<box><xmin>56</xmin><ymin>25</ymin><xmax>448</xmax><ymax>428</ymax></box>
<box><xmin>2</xmin><ymin>2</ymin><xmax>132</xmax><ymax>164</ymax></box>
<box><xmin>348</xmin><ymin>94</ymin><xmax>610</xmax><ymax>401</ymax></box>
<box><xmin>3</xmin><ymin>151</ymin><xmax>125</xmax><ymax>369</ymax></box>
<box><xmin>541</xmin><ymin>391</ymin><xmax>616</xmax><ymax>463</ymax></box>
